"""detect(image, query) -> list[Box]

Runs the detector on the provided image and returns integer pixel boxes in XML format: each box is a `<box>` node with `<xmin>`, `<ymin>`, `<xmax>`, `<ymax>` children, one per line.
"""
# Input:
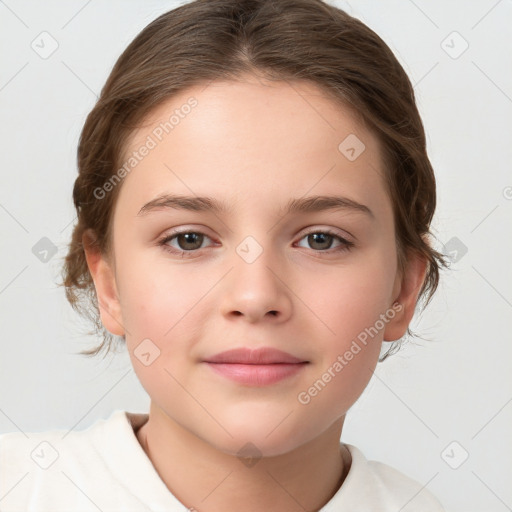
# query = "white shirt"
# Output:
<box><xmin>0</xmin><ymin>409</ymin><xmax>444</xmax><ymax>511</ymax></box>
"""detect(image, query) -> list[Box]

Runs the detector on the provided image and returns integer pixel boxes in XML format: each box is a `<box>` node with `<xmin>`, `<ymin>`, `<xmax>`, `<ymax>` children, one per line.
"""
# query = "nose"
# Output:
<box><xmin>219</xmin><ymin>247</ymin><xmax>293</xmax><ymax>324</ymax></box>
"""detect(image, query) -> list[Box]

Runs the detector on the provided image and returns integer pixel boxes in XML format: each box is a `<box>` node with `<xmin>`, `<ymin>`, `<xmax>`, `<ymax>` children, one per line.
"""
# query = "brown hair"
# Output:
<box><xmin>60</xmin><ymin>0</ymin><xmax>447</xmax><ymax>359</ymax></box>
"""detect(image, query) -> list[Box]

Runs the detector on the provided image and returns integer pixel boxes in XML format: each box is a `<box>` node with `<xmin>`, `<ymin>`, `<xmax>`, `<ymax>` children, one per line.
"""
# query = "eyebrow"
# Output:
<box><xmin>137</xmin><ymin>194</ymin><xmax>374</xmax><ymax>218</ymax></box>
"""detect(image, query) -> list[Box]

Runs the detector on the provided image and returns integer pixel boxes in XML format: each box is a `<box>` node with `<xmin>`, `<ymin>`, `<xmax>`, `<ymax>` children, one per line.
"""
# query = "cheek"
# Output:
<box><xmin>308</xmin><ymin>256</ymin><xmax>396</xmax><ymax>344</ymax></box>
<box><xmin>116</xmin><ymin>253</ymin><xmax>196</xmax><ymax>335</ymax></box>
<box><xmin>117</xmin><ymin>257</ymin><xmax>212</xmax><ymax>385</ymax></box>
<box><xmin>295</xmin><ymin>268</ymin><xmax>389</xmax><ymax>419</ymax></box>
<box><xmin>299</xmin><ymin>253</ymin><xmax>395</xmax><ymax>399</ymax></box>
<box><xmin>119</xmin><ymin>266</ymin><xmax>202</xmax><ymax>405</ymax></box>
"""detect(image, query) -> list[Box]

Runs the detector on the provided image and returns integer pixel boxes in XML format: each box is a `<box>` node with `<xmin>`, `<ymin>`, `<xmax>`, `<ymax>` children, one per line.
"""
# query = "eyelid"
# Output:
<box><xmin>157</xmin><ymin>225</ymin><xmax>216</xmax><ymax>241</ymax></box>
<box><xmin>158</xmin><ymin>225</ymin><xmax>353</xmax><ymax>244</ymax></box>
<box><xmin>157</xmin><ymin>225</ymin><xmax>355</xmax><ymax>259</ymax></box>
<box><xmin>299</xmin><ymin>225</ymin><xmax>354</xmax><ymax>242</ymax></box>
<box><xmin>156</xmin><ymin>227</ymin><xmax>217</xmax><ymax>252</ymax></box>
<box><xmin>294</xmin><ymin>227</ymin><xmax>355</xmax><ymax>252</ymax></box>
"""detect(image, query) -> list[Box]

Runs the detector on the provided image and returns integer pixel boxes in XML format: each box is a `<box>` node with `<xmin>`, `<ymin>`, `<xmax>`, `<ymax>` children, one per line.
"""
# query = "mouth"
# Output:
<box><xmin>203</xmin><ymin>347</ymin><xmax>309</xmax><ymax>386</ymax></box>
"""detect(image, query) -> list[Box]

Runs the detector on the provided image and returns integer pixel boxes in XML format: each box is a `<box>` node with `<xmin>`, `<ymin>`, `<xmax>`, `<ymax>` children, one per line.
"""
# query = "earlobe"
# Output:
<box><xmin>383</xmin><ymin>251</ymin><xmax>427</xmax><ymax>342</ymax></box>
<box><xmin>82</xmin><ymin>230</ymin><xmax>125</xmax><ymax>336</ymax></box>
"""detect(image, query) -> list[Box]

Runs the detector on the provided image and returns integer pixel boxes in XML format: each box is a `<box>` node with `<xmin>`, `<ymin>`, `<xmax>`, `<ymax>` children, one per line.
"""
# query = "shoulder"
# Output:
<box><xmin>324</xmin><ymin>444</ymin><xmax>445</xmax><ymax>511</ymax></box>
<box><xmin>367</xmin><ymin>459</ymin><xmax>444</xmax><ymax>511</ymax></box>
<box><xmin>0</xmin><ymin>410</ymin><xmax>128</xmax><ymax>468</ymax></box>
<box><xmin>0</xmin><ymin>410</ymin><xmax>134</xmax><ymax>511</ymax></box>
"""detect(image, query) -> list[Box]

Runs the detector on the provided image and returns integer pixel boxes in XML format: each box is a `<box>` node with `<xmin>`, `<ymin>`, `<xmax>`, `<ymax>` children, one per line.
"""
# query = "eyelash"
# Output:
<box><xmin>157</xmin><ymin>228</ymin><xmax>355</xmax><ymax>259</ymax></box>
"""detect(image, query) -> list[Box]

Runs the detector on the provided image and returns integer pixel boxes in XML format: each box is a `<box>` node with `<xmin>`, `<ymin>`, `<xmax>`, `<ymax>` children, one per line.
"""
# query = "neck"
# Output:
<box><xmin>136</xmin><ymin>403</ymin><xmax>351</xmax><ymax>512</ymax></box>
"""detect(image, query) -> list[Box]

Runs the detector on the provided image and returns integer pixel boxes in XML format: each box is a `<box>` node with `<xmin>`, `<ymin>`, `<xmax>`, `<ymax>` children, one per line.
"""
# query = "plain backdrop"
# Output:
<box><xmin>1</xmin><ymin>1</ymin><xmax>511</xmax><ymax>511</ymax></box>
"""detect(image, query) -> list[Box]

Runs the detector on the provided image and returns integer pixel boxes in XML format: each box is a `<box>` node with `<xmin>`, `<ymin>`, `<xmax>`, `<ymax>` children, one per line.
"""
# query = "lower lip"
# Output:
<box><xmin>205</xmin><ymin>362</ymin><xmax>307</xmax><ymax>386</ymax></box>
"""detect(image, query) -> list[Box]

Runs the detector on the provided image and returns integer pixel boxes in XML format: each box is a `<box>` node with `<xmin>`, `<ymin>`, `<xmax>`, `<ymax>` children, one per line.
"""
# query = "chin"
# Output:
<box><xmin>206</xmin><ymin>416</ymin><xmax>317</xmax><ymax>460</ymax></box>
<box><xmin>214</xmin><ymin>434</ymin><xmax>304</xmax><ymax>460</ymax></box>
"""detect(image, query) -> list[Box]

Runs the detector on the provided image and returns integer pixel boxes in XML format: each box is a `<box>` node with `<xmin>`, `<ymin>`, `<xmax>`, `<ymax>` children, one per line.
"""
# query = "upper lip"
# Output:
<box><xmin>204</xmin><ymin>347</ymin><xmax>307</xmax><ymax>364</ymax></box>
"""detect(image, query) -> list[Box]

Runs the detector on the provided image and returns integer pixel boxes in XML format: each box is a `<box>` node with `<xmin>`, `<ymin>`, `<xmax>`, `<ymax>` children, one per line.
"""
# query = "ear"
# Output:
<box><xmin>383</xmin><ymin>250</ymin><xmax>427</xmax><ymax>342</ymax></box>
<box><xmin>82</xmin><ymin>229</ymin><xmax>125</xmax><ymax>336</ymax></box>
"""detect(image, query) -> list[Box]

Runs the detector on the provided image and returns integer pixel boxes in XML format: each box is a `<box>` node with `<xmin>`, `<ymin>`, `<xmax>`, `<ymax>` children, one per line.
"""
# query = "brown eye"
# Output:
<box><xmin>158</xmin><ymin>230</ymin><xmax>213</xmax><ymax>258</ymax></box>
<box><xmin>174</xmin><ymin>232</ymin><xmax>205</xmax><ymax>251</ymax></box>
<box><xmin>296</xmin><ymin>230</ymin><xmax>354</xmax><ymax>253</ymax></box>
<box><xmin>306</xmin><ymin>232</ymin><xmax>335</xmax><ymax>250</ymax></box>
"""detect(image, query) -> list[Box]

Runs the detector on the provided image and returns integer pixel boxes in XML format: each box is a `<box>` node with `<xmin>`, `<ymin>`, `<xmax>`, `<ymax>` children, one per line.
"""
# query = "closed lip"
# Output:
<box><xmin>203</xmin><ymin>347</ymin><xmax>308</xmax><ymax>364</ymax></box>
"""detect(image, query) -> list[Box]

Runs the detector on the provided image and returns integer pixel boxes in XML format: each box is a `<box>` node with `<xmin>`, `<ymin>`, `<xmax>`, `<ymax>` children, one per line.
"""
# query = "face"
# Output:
<box><xmin>88</xmin><ymin>75</ymin><xmax>422</xmax><ymax>458</ymax></box>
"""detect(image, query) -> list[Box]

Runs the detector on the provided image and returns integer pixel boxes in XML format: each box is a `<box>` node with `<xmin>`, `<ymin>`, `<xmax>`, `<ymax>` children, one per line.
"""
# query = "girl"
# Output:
<box><xmin>1</xmin><ymin>0</ymin><xmax>447</xmax><ymax>510</ymax></box>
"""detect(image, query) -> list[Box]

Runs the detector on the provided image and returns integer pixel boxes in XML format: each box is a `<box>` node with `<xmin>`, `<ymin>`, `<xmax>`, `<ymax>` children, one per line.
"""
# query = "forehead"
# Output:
<box><xmin>125</xmin><ymin>75</ymin><xmax>377</xmax><ymax>158</ymax></box>
<box><xmin>116</xmin><ymin>76</ymin><xmax>390</xmax><ymax>219</ymax></box>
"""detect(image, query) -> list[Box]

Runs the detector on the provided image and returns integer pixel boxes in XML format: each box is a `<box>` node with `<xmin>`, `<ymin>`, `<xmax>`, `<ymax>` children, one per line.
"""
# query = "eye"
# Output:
<box><xmin>157</xmin><ymin>228</ymin><xmax>354</xmax><ymax>258</ymax></box>
<box><xmin>158</xmin><ymin>230</ymin><xmax>214</xmax><ymax>258</ymax></box>
<box><xmin>295</xmin><ymin>229</ymin><xmax>354</xmax><ymax>254</ymax></box>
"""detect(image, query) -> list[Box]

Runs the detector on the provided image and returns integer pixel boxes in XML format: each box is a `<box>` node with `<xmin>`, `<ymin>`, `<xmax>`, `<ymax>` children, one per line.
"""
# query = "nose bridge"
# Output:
<box><xmin>228</xmin><ymin>203</ymin><xmax>282</xmax><ymax>268</ymax></box>
<box><xmin>220</xmin><ymin>231</ymin><xmax>292</xmax><ymax>322</ymax></box>
<box><xmin>233</xmin><ymin>231</ymin><xmax>283</xmax><ymax>294</ymax></box>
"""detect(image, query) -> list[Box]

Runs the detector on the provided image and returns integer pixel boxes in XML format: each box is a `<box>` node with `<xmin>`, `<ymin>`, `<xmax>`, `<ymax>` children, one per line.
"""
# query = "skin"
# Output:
<box><xmin>84</xmin><ymin>73</ymin><xmax>426</xmax><ymax>512</ymax></box>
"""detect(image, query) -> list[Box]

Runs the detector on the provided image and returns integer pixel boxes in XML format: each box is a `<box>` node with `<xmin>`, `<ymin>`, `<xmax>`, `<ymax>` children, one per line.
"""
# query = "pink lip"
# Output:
<box><xmin>203</xmin><ymin>347</ymin><xmax>309</xmax><ymax>386</ymax></box>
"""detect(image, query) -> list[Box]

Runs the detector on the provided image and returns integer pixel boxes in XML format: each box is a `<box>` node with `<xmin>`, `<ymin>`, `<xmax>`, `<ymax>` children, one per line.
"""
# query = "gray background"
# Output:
<box><xmin>1</xmin><ymin>1</ymin><xmax>511</xmax><ymax>510</ymax></box>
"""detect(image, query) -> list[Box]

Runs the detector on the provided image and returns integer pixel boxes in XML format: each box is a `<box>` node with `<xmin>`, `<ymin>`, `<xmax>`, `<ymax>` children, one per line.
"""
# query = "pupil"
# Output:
<box><xmin>310</xmin><ymin>233</ymin><xmax>331</xmax><ymax>250</ymax></box>
<box><xmin>179</xmin><ymin>233</ymin><xmax>202</xmax><ymax>250</ymax></box>
<box><xmin>176</xmin><ymin>233</ymin><xmax>333</xmax><ymax>251</ymax></box>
